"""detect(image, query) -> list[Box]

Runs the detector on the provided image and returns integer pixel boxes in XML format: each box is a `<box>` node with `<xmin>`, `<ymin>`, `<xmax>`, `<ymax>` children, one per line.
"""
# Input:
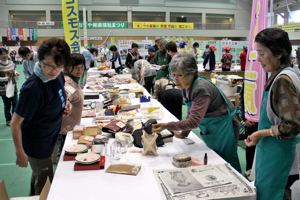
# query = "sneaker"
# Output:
<box><xmin>244</xmin><ymin>169</ymin><xmax>253</xmax><ymax>181</ymax></box>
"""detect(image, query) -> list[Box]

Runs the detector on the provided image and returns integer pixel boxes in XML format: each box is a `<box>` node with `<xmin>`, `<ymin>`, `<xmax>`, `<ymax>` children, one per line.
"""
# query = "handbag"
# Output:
<box><xmin>6</xmin><ymin>80</ymin><xmax>14</xmax><ymax>98</ymax></box>
<box><xmin>102</xmin><ymin>120</ymin><xmax>126</xmax><ymax>135</ymax></box>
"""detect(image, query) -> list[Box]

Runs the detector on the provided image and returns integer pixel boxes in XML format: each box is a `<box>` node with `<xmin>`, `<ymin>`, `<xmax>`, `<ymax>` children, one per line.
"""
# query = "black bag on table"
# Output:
<box><xmin>132</xmin><ymin>119</ymin><xmax>174</xmax><ymax>148</ymax></box>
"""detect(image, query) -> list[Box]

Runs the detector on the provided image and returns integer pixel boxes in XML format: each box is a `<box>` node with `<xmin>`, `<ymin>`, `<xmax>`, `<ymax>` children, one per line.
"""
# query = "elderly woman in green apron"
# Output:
<box><xmin>152</xmin><ymin>54</ymin><xmax>241</xmax><ymax>172</ymax></box>
<box><xmin>154</xmin><ymin>38</ymin><xmax>172</xmax><ymax>80</ymax></box>
<box><xmin>245</xmin><ymin>28</ymin><xmax>300</xmax><ymax>200</ymax></box>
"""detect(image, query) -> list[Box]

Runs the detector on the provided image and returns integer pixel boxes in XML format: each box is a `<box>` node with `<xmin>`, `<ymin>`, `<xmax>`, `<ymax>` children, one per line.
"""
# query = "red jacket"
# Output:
<box><xmin>240</xmin><ymin>51</ymin><xmax>247</xmax><ymax>70</ymax></box>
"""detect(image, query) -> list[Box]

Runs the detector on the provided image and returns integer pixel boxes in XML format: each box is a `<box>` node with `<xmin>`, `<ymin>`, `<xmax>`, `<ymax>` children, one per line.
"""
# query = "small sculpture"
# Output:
<box><xmin>141</xmin><ymin>130</ymin><xmax>158</xmax><ymax>156</ymax></box>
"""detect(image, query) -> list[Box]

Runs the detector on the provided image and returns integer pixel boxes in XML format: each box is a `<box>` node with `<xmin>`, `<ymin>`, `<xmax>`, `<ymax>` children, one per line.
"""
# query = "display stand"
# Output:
<box><xmin>142</xmin><ymin>130</ymin><xmax>158</xmax><ymax>156</ymax></box>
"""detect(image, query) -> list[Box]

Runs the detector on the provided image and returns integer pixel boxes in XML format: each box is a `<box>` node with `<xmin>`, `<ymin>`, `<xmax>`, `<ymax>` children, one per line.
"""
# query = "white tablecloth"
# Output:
<box><xmin>47</xmin><ymin>85</ymin><xmax>255</xmax><ymax>200</ymax></box>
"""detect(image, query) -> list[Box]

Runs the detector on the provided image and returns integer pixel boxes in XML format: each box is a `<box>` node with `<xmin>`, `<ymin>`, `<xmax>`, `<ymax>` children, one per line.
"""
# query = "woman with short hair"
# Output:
<box><xmin>125</xmin><ymin>43</ymin><xmax>142</xmax><ymax>69</ymax></box>
<box><xmin>56</xmin><ymin>53</ymin><xmax>85</xmax><ymax>164</ymax></box>
<box><xmin>11</xmin><ymin>38</ymin><xmax>71</xmax><ymax>195</ymax></box>
<box><xmin>152</xmin><ymin>54</ymin><xmax>241</xmax><ymax>172</ymax></box>
<box><xmin>245</xmin><ymin>28</ymin><xmax>300</xmax><ymax>200</ymax></box>
<box><xmin>109</xmin><ymin>45</ymin><xmax>122</xmax><ymax>74</ymax></box>
<box><xmin>166</xmin><ymin>42</ymin><xmax>179</xmax><ymax>80</ymax></box>
<box><xmin>190</xmin><ymin>42</ymin><xmax>199</xmax><ymax>62</ymax></box>
<box><xmin>0</xmin><ymin>48</ymin><xmax>19</xmax><ymax>126</ymax></box>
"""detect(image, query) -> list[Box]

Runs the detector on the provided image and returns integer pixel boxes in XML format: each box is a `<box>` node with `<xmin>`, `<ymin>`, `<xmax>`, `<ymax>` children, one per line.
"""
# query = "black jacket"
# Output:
<box><xmin>203</xmin><ymin>51</ymin><xmax>215</xmax><ymax>71</ymax></box>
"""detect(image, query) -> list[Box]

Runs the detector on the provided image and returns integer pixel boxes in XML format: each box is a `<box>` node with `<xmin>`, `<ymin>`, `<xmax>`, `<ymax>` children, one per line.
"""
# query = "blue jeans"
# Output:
<box><xmin>1</xmin><ymin>92</ymin><xmax>18</xmax><ymax>122</ymax></box>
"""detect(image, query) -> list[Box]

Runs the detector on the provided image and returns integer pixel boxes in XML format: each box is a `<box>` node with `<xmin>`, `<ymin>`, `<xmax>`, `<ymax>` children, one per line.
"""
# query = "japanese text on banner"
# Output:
<box><xmin>133</xmin><ymin>22</ymin><xmax>194</xmax><ymax>29</ymax></box>
<box><xmin>11</xmin><ymin>28</ymin><xmax>16</xmax><ymax>41</ymax></box>
<box><xmin>62</xmin><ymin>0</ymin><xmax>80</xmax><ymax>53</ymax></box>
<box><xmin>244</xmin><ymin>0</ymin><xmax>268</xmax><ymax>122</ymax></box>
<box><xmin>6</xmin><ymin>28</ymin><xmax>12</xmax><ymax>41</ymax></box>
<box><xmin>29</xmin><ymin>28</ymin><xmax>34</xmax><ymax>41</ymax></box>
<box><xmin>23</xmin><ymin>28</ymin><xmax>28</xmax><ymax>41</ymax></box>
<box><xmin>18</xmin><ymin>28</ymin><xmax>24</xmax><ymax>41</ymax></box>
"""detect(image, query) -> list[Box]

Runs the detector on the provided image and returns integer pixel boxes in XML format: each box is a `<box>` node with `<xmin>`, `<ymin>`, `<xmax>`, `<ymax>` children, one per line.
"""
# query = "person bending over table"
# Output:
<box><xmin>245</xmin><ymin>28</ymin><xmax>300</xmax><ymax>200</ymax></box>
<box><xmin>11</xmin><ymin>38</ymin><xmax>71</xmax><ymax>195</ymax></box>
<box><xmin>152</xmin><ymin>54</ymin><xmax>241</xmax><ymax>172</ymax></box>
<box><xmin>56</xmin><ymin>53</ymin><xmax>85</xmax><ymax>164</ymax></box>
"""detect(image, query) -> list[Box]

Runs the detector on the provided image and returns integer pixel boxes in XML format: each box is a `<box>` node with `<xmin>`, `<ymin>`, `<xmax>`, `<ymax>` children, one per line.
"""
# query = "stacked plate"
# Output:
<box><xmin>65</xmin><ymin>144</ymin><xmax>88</xmax><ymax>154</ymax></box>
<box><xmin>75</xmin><ymin>153</ymin><xmax>100</xmax><ymax>164</ymax></box>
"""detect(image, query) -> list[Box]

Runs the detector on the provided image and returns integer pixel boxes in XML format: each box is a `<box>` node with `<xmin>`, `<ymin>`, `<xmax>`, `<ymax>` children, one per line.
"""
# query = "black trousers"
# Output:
<box><xmin>144</xmin><ymin>76</ymin><xmax>155</xmax><ymax>94</ymax></box>
<box><xmin>1</xmin><ymin>92</ymin><xmax>18</xmax><ymax>122</ymax></box>
<box><xmin>245</xmin><ymin>123</ymin><xmax>258</xmax><ymax>170</ymax></box>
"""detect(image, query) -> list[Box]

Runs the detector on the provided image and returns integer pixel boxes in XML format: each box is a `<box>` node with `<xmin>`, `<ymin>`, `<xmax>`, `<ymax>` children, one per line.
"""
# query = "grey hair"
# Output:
<box><xmin>170</xmin><ymin>54</ymin><xmax>198</xmax><ymax>78</ymax></box>
<box><xmin>156</xmin><ymin>38</ymin><xmax>166</xmax><ymax>45</ymax></box>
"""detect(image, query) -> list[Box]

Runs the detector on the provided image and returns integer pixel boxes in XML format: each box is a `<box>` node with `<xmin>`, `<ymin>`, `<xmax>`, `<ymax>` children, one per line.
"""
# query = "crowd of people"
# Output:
<box><xmin>0</xmin><ymin>28</ymin><xmax>299</xmax><ymax>199</ymax></box>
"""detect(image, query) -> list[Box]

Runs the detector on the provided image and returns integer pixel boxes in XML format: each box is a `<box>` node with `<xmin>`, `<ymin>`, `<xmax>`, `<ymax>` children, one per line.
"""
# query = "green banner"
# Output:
<box><xmin>62</xmin><ymin>21</ymin><xmax>127</xmax><ymax>29</ymax></box>
<box><xmin>33</xmin><ymin>28</ymin><xmax>38</xmax><ymax>41</ymax></box>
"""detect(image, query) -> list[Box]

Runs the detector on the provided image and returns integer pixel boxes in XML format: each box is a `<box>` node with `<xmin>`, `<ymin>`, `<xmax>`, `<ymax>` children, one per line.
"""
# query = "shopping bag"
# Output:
<box><xmin>204</xmin><ymin>58</ymin><xmax>210</xmax><ymax>70</ymax></box>
<box><xmin>6</xmin><ymin>80</ymin><xmax>14</xmax><ymax>98</ymax></box>
<box><xmin>114</xmin><ymin>59</ymin><xmax>121</xmax><ymax>69</ymax></box>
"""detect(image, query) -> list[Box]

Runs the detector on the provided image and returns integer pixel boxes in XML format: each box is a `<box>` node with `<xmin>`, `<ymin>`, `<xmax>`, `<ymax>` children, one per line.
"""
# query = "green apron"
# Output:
<box><xmin>155</xmin><ymin>51</ymin><xmax>169</xmax><ymax>80</ymax></box>
<box><xmin>255</xmin><ymin>68</ymin><xmax>300</xmax><ymax>200</ymax></box>
<box><xmin>186</xmin><ymin>77</ymin><xmax>241</xmax><ymax>173</ymax></box>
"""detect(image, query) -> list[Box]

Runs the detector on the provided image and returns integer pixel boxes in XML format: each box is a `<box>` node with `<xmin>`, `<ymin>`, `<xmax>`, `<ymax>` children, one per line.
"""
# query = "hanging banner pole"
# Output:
<box><xmin>83</xmin><ymin>7</ymin><xmax>88</xmax><ymax>47</ymax></box>
<box><xmin>62</xmin><ymin>0</ymin><xmax>81</xmax><ymax>53</ymax></box>
<box><xmin>244</xmin><ymin>0</ymin><xmax>269</xmax><ymax>122</ymax></box>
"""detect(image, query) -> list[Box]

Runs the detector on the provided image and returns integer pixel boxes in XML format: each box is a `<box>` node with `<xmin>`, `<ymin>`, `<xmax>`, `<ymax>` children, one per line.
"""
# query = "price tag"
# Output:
<box><xmin>116</xmin><ymin>121</ymin><xmax>126</xmax><ymax>128</ymax></box>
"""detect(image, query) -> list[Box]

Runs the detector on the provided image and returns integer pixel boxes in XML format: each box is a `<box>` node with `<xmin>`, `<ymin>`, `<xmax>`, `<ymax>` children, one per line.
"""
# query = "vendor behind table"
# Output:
<box><xmin>152</xmin><ymin>54</ymin><xmax>241</xmax><ymax>173</ymax></box>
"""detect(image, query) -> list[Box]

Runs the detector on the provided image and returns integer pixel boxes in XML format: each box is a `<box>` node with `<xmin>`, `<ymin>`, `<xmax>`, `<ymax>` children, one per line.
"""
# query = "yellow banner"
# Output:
<box><xmin>23</xmin><ymin>28</ymin><xmax>28</xmax><ymax>41</ymax></box>
<box><xmin>111</xmin><ymin>37</ymin><xmax>115</xmax><ymax>44</ymax></box>
<box><xmin>133</xmin><ymin>22</ymin><xmax>194</xmax><ymax>29</ymax></box>
<box><xmin>62</xmin><ymin>0</ymin><xmax>80</xmax><ymax>53</ymax></box>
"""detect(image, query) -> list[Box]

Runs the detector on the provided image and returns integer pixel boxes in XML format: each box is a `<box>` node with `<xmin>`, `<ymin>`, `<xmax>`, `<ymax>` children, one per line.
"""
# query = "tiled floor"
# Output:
<box><xmin>0</xmin><ymin>65</ymin><xmax>246</xmax><ymax>197</ymax></box>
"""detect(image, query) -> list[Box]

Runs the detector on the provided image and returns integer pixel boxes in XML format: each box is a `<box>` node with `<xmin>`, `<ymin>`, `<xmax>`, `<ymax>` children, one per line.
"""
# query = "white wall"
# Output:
<box><xmin>0</xmin><ymin>2</ymin><xmax>252</xmax><ymax>38</ymax></box>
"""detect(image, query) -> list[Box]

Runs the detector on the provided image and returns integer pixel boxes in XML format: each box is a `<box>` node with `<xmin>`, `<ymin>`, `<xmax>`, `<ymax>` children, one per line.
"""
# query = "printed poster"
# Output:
<box><xmin>244</xmin><ymin>0</ymin><xmax>268</xmax><ymax>122</ymax></box>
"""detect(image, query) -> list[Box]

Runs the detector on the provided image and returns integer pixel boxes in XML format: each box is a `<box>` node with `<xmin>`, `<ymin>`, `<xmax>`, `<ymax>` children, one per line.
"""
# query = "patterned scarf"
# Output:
<box><xmin>34</xmin><ymin>62</ymin><xmax>57</xmax><ymax>83</ymax></box>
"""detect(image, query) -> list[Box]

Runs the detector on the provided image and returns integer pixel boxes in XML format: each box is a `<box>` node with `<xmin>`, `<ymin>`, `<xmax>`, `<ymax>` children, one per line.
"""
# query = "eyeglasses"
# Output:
<box><xmin>170</xmin><ymin>74</ymin><xmax>184</xmax><ymax>80</ymax></box>
<box><xmin>42</xmin><ymin>61</ymin><xmax>64</xmax><ymax>72</ymax></box>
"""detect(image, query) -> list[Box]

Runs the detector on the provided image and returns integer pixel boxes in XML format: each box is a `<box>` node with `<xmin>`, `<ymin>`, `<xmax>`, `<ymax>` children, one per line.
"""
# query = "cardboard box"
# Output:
<box><xmin>83</xmin><ymin>126</ymin><xmax>101</xmax><ymax>137</ymax></box>
<box><xmin>0</xmin><ymin>177</ymin><xmax>50</xmax><ymax>200</ymax></box>
<box><xmin>73</xmin><ymin>125</ymin><xmax>85</xmax><ymax>139</ymax></box>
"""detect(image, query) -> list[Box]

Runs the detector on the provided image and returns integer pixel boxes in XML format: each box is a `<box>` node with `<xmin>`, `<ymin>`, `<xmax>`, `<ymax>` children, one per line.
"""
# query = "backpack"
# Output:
<box><xmin>159</xmin><ymin>81</ymin><xmax>183</xmax><ymax>120</ymax></box>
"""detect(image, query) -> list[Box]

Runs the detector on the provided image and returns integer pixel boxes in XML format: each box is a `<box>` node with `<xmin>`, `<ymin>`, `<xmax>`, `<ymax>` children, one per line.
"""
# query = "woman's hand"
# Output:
<box><xmin>244</xmin><ymin>130</ymin><xmax>263</xmax><ymax>147</ymax></box>
<box><xmin>245</xmin><ymin>120</ymin><xmax>255</xmax><ymax>128</ymax></box>
<box><xmin>63</xmin><ymin>100</ymin><xmax>72</xmax><ymax>117</ymax></box>
<box><xmin>152</xmin><ymin>123</ymin><xmax>168</xmax><ymax>133</ymax></box>
<box><xmin>173</xmin><ymin>131</ymin><xmax>185</xmax><ymax>138</ymax></box>
<box><xmin>15</xmin><ymin>72</ymin><xmax>20</xmax><ymax>76</ymax></box>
